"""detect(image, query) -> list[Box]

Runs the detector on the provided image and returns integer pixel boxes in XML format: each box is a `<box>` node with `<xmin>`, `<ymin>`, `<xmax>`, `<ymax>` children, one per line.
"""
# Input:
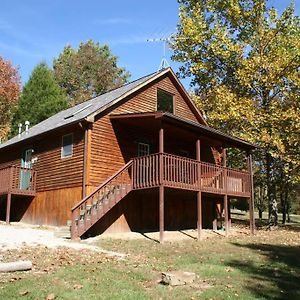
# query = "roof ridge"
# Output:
<box><xmin>72</xmin><ymin>70</ymin><xmax>160</xmax><ymax>108</ymax></box>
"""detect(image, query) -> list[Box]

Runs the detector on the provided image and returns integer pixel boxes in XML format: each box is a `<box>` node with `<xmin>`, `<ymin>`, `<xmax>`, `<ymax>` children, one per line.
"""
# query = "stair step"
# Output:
<box><xmin>72</xmin><ymin>172</ymin><xmax>133</xmax><ymax>239</ymax></box>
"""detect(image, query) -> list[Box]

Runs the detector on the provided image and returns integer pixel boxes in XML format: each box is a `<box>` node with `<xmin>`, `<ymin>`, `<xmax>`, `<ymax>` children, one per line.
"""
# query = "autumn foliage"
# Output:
<box><xmin>173</xmin><ymin>0</ymin><xmax>300</xmax><ymax>222</ymax></box>
<box><xmin>0</xmin><ymin>56</ymin><xmax>21</xmax><ymax>140</ymax></box>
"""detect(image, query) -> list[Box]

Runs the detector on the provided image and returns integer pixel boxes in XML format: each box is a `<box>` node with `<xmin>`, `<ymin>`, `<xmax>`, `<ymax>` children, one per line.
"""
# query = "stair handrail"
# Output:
<box><xmin>71</xmin><ymin>160</ymin><xmax>133</xmax><ymax>212</ymax></box>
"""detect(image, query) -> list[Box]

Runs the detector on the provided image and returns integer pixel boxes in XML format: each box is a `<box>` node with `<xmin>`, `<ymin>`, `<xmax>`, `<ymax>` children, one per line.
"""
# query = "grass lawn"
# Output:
<box><xmin>0</xmin><ymin>223</ymin><xmax>299</xmax><ymax>300</ymax></box>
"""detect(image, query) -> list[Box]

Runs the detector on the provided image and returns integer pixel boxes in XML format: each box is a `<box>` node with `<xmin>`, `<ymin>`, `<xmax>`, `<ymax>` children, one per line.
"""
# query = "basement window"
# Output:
<box><xmin>157</xmin><ymin>89</ymin><xmax>174</xmax><ymax>113</ymax></box>
<box><xmin>61</xmin><ymin>133</ymin><xmax>73</xmax><ymax>158</ymax></box>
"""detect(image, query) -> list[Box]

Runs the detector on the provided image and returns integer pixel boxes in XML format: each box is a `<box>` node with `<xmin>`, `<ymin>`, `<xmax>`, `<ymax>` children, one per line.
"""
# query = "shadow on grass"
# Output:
<box><xmin>227</xmin><ymin>242</ymin><xmax>300</xmax><ymax>300</ymax></box>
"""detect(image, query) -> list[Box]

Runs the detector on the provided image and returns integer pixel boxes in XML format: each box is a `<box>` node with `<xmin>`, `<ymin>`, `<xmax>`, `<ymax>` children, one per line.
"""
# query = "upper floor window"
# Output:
<box><xmin>61</xmin><ymin>133</ymin><xmax>73</xmax><ymax>158</ymax></box>
<box><xmin>157</xmin><ymin>89</ymin><xmax>174</xmax><ymax>113</ymax></box>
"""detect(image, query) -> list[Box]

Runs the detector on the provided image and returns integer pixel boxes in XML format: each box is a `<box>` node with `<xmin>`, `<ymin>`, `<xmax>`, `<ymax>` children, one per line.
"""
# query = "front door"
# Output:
<box><xmin>20</xmin><ymin>149</ymin><xmax>32</xmax><ymax>189</ymax></box>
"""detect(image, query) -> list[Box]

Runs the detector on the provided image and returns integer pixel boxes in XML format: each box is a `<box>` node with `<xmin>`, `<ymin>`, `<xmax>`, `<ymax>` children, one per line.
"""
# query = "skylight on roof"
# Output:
<box><xmin>64</xmin><ymin>103</ymin><xmax>93</xmax><ymax>119</ymax></box>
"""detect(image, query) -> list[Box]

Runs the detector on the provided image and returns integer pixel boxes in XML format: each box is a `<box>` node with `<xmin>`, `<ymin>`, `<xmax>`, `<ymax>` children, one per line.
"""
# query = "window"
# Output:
<box><xmin>137</xmin><ymin>142</ymin><xmax>150</xmax><ymax>157</ymax></box>
<box><xmin>157</xmin><ymin>89</ymin><xmax>174</xmax><ymax>113</ymax></box>
<box><xmin>61</xmin><ymin>133</ymin><xmax>73</xmax><ymax>158</ymax></box>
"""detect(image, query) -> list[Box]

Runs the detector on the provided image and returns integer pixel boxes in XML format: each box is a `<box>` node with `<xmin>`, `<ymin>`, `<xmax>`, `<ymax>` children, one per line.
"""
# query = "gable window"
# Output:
<box><xmin>157</xmin><ymin>89</ymin><xmax>174</xmax><ymax>113</ymax></box>
<box><xmin>61</xmin><ymin>133</ymin><xmax>73</xmax><ymax>158</ymax></box>
<box><xmin>137</xmin><ymin>142</ymin><xmax>150</xmax><ymax>157</ymax></box>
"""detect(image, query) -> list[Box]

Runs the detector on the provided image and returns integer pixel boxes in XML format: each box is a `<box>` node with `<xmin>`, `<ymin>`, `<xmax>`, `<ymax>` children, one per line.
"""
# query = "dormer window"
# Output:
<box><xmin>157</xmin><ymin>89</ymin><xmax>174</xmax><ymax>113</ymax></box>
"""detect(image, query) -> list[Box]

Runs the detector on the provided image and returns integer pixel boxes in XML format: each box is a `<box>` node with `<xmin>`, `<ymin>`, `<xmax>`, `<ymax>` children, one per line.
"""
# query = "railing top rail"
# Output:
<box><xmin>132</xmin><ymin>153</ymin><xmax>161</xmax><ymax>160</ymax></box>
<box><xmin>71</xmin><ymin>159</ymin><xmax>133</xmax><ymax>211</ymax></box>
<box><xmin>199</xmin><ymin>160</ymin><xmax>249</xmax><ymax>175</ymax></box>
<box><xmin>132</xmin><ymin>152</ymin><xmax>250</xmax><ymax>175</ymax></box>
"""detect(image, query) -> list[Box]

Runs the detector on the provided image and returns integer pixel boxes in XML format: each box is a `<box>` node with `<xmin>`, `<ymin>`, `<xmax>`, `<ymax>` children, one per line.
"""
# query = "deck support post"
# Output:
<box><xmin>222</xmin><ymin>147</ymin><xmax>229</xmax><ymax>234</ymax></box>
<box><xmin>196</xmin><ymin>139</ymin><xmax>202</xmax><ymax>240</ymax></box>
<box><xmin>159</xmin><ymin>126</ymin><xmax>164</xmax><ymax>243</ymax></box>
<box><xmin>224</xmin><ymin>195</ymin><xmax>229</xmax><ymax>236</ymax></box>
<box><xmin>159</xmin><ymin>186</ymin><xmax>164</xmax><ymax>243</ymax></box>
<box><xmin>213</xmin><ymin>201</ymin><xmax>218</xmax><ymax>231</ymax></box>
<box><xmin>6</xmin><ymin>193</ymin><xmax>11</xmax><ymax>224</ymax></box>
<box><xmin>228</xmin><ymin>199</ymin><xmax>231</xmax><ymax>231</ymax></box>
<box><xmin>197</xmin><ymin>192</ymin><xmax>202</xmax><ymax>240</ymax></box>
<box><xmin>247</xmin><ymin>151</ymin><xmax>255</xmax><ymax>235</ymax></box>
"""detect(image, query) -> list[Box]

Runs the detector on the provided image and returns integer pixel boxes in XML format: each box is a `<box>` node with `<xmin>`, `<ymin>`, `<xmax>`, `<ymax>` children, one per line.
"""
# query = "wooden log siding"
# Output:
<box><xmin>0</xmin><ymin>126</ymin><xmax>85</xmax><ymax>192</ymax></box>
<box><xmin>90</xmin><ymin>74</ymin><xmax>208</xmax><ymax>187</ymax></box>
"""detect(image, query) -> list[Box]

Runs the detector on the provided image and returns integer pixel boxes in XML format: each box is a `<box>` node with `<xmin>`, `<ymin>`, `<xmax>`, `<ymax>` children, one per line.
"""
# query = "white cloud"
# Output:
<box><xmin>93</xmin><ymin>17</ymin><xmax>133</xmax><ymax>25</ymax></box>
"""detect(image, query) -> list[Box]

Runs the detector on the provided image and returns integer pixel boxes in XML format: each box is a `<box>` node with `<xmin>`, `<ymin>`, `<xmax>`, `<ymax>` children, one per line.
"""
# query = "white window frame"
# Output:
<box><xmin>137</xmin><ymin>142</ymin><xmax>150</xmax><ymax>157</ymax></box>
<box><xmin>61</xmin><ymin>133</ymin><xmax>73</xmax><ymax>158</ymax></box>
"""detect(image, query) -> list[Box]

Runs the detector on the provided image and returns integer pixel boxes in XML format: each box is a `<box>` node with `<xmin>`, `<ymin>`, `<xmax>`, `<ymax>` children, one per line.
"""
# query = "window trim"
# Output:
<box><xmin>156</xmin><ymin>88</ymin><xmax>175</xmax><ymax>114</ymax></box>
<box><xmin>61</xmin><ymin>133</ymin><xmax>73</xmax><ymax>159</ymax></box>
<box><xmin>137</xmin><ymin>142</ymin><xmax>150</xmax><ymax>157</ymax></box>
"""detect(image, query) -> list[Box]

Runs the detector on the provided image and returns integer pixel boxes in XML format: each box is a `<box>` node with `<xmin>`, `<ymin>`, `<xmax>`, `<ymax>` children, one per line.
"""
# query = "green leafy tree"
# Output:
<box><xmin>53</xmin><ymin>40</ymin><xmax>130</xmax><ymax>106</ymax></box>
<box><xmin>173</xmin><ymin>0</ymin><xmax>300</xmax><ymax>224</ymax></box>
<box><xmin>0</xmin><ymin>56</ymin><xmax>21</xmax><ymax>140</ymax></box>
<box><xmin>11</xmin><ymin>62</ymin><xmax>68</xmax><ymax>136</ymax></box>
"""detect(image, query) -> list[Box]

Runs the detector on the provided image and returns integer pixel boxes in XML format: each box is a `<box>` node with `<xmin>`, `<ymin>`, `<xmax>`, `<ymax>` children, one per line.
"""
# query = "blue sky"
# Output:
<box><xmin>0</xmin><ymin>0</ymin><xmax>299</xmax><ymax>87</ymax></box>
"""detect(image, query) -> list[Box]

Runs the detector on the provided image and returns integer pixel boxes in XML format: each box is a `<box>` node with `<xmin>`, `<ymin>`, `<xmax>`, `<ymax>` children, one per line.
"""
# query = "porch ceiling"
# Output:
<box><xmin>110</xmin><ymin>112</ymin><xmax>256</xmax><ymax>150</ymax></box>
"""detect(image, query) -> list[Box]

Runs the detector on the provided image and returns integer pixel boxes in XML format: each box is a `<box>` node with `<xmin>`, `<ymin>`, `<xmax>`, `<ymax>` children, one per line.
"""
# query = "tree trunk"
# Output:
<box><xmin>281</xmin><ymin>190</ymin><xmax>286</xmax><ymax>225</ymax></box>
<box><xmin>266</xmin><ymin>153</ymin><xmax>272</xmax><ymax>222</ymax></box>
<box><xmin>258</xmin><ymin>209</ymin><xmax>263</xmax><ymax>220</ymax></box>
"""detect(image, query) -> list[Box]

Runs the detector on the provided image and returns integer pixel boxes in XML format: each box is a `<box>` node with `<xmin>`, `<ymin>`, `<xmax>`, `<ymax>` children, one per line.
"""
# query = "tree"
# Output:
<box><xmin>11</xmin><ymin>63</ymin><xmax>68</xmax><ymax>136</ymax></box>
<box><xmin>0</xmin><ymin>56</ymin><xmax>21</xmax><ymax>140</ymax></box>
<box><xmin>172</xmin><ymin>0</ymin><xmax>300</xmax><ymax>224</ymax></box>
<box><xmin>53</xmin><ymin>40</ymin><xmax>130</xmax><ymax>106</ymax></box>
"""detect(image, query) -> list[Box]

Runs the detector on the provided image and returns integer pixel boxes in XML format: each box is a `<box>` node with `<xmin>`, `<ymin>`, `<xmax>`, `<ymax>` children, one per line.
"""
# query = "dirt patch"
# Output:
<box><xmin>85</xmin><ymin>226</ymin><xmax>250</xmax><ymax>243</ymax></box>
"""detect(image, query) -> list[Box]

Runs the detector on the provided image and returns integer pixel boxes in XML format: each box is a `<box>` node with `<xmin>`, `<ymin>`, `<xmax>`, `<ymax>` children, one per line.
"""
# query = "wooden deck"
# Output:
<box><xmin>0</xmin><ymin>165</ymin><xmax>37</xmax><ymax>196</ymax></box>
<box><xmin>132</xmin><ymin>153</ymin><xmax>251</xmax><ymax>197</ymax></box>
<box><xmin>71</xmin><ymin>152</ymin><xmax>251</xmax><ymax>239</ymax></box>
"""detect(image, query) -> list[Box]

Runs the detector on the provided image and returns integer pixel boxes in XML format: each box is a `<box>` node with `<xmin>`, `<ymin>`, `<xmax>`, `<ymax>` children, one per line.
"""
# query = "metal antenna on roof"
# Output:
<box><xmin>147</xmin><ymin>34</ymin><xmax>174</xmax><ymax>72</ymax></box>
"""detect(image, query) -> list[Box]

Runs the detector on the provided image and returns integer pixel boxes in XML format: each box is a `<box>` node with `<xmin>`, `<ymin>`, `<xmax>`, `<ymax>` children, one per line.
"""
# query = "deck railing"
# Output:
<box><xmin>0</xmin><ymin>165</ymin><xmax>37</xmax><ymax>196</ymax></box>
<box><xmin>71</xmin><ymin>160</ymin><xmax>133</xmax><ymax>238</ymax></box>
<box><xmin>132</xmin><ymin>153</ymin><xmax>251</xmax><ymax>197</ymax></box>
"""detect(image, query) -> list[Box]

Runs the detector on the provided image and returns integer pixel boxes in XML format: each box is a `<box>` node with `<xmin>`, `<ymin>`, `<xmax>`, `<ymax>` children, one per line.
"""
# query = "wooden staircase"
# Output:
<box><xmin>71</xmin><ymin>160</ymin><xmax>133</xmax><ymax>239</ymax></box>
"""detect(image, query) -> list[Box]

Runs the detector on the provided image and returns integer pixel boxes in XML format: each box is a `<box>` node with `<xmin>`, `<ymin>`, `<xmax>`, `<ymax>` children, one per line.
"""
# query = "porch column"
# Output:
<box><xmin>83</xmin><ymin>123</ymin><xmax>92</xmax><ymax>198</ymax></box>
<box><xmin>196</xmin><ymin>139</ymin><xmax>202</xmax><ymax>240</ymax></box>
<box><xmin>6</xmin><ymin>193</ymin><xmax>11</xmax><ymax>224</ymax></box>
<box><xmin>247</xmin><ymin>151</ymin><xmax>255</xmax><ymax>235</ymax></box>
<box><xmin>159</xmin><ymin>127</ymin><xmax>164</xmax><ymax>243</ymax></box>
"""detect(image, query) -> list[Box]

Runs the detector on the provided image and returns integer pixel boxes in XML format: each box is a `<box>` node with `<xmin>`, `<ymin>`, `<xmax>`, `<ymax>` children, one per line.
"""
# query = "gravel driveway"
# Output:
<box><xmin>0</xmin><ymin>222</ymin><xmax>124</xmax><ymax>257</ymax></box>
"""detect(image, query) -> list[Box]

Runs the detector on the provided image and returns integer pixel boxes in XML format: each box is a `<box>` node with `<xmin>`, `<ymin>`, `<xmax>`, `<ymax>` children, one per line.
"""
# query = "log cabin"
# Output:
<box><xmin>0</xmin><ymin>67</ymin><xmax>255</xmax><ymax>242</ymax></box>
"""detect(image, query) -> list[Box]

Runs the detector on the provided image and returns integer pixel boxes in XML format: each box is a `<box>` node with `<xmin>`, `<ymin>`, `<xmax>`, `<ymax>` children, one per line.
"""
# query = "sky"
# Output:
<box><xmin>0</xmin><ymin>0</ymin><xmax>299</xmax><ymax>87</ymax></box>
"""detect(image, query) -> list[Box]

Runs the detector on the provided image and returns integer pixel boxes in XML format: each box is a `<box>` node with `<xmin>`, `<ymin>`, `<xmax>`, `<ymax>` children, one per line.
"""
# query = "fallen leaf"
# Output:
<box><xmin>19</xmin><ymin>290</ymin><xmax>29</xmax><ymax>296</ymax></box>
<box><xmin>73</xmin><ymin>284</ymin><xmax>83</xmax><ymax>289</ymax></box>
<box><xmin>46</xmin><ymin>293</ymin><xmax>56</xmax><ymax>300</ymax></box>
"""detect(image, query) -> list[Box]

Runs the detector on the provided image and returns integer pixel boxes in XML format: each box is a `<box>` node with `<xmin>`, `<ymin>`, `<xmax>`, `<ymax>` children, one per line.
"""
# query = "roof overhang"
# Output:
<box><xmin>110</xmin><ymin>112</ymin><xmax>256</xmax><ymax>150</ymax></box>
